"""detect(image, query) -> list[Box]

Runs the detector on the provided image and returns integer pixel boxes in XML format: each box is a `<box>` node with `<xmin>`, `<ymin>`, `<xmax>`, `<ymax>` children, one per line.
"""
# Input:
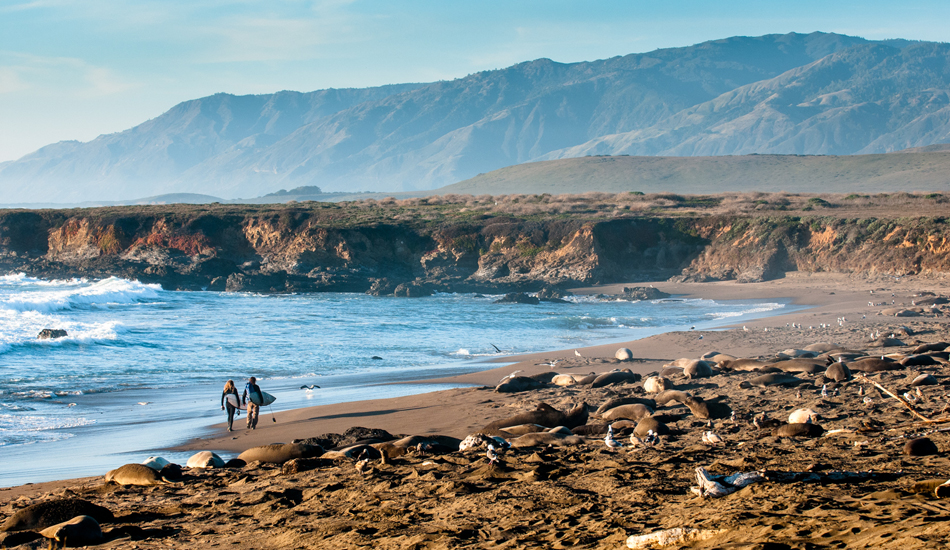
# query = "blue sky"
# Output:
<box><xmin>1</xmin><ymin>0</ymin><xmax>949</xmax><ymax>162</ymax></box>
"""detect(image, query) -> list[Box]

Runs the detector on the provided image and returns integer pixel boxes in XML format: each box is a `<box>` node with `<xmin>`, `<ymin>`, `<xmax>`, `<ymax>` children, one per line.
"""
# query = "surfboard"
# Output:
<box><xmin>225</xmin><ymin>394</ymin><xmax>239</xmax><ymax>408</ymax></box>
<box><xmin>249</xmin><ymin>391</ymin><xmax>276</xmax><ymax>406</ymax></box>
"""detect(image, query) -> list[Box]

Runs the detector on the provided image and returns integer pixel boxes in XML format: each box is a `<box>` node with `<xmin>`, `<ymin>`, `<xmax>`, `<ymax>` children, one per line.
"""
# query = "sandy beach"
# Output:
<box><xmin>3</xmin><ymin>272</ymin><xmax>950</xmax><ymax>549</ymax></box>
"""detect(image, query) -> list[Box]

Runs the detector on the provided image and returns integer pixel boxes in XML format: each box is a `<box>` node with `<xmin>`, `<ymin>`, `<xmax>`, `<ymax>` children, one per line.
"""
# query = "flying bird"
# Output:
<box><xmin>574</xmin><ymin>350</ymin><xmax>583</xmax><ymax>358</ymax></box>
<box><xmin>300</xmin><ymin>384</ymin><xmax>321</xmax><ymax>391</ymax></box>
<box><xmin>490</xmin><ymin>343</ymin><xmax>502</xmax><ymax>353</ymax></box>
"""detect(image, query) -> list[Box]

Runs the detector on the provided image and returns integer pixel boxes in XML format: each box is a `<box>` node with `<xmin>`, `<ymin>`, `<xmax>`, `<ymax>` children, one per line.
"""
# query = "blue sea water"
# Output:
<box><xmin>0</xmin><ymin>274</ymin><xmax>794</xmax><ymax>486</ymax></box>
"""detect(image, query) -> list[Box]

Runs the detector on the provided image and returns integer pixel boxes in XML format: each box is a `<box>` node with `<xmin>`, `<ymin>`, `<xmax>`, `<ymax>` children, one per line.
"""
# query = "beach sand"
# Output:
<box><xmin>3</xmin><ymin>273</ymin><xmax>950</xmax><ymax>548</ymax></box>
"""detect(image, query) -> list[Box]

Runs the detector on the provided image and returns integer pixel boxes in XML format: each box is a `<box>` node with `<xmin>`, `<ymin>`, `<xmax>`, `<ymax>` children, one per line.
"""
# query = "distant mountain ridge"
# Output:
<box><xmin>3</xmin><ymin>32</ymin><xmax>950</xmax><ymax>203</ymax></box>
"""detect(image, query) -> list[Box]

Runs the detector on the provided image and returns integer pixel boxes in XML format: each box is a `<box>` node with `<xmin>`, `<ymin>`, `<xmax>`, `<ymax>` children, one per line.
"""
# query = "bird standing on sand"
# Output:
<box><xmin>487</xmin><ymin>444</ymin><xmax>499</xmax><ymax>465</ymax></box>
<box><xmin>821</xmin><ymin>384</ymin><xmax>828</xmax><ymax>398</ymax></box>
<box><xmin>702</xmin><ymin>431</ymin><xmax>723</xmax><ymax>445</ymax></box>
<box><xmin>574</xmin><ymin>350</ymin><xmax>583</xmax><ymax>359</ymax></box>
<box><xmin>604</xmin><ymin>426</ymin><xmax>623</xmax><ymax>449</ymax></box>
<box><xmin>537</xmin><ymin>360</ymin><xmax>560</xmax><ymax>369</ymax></box>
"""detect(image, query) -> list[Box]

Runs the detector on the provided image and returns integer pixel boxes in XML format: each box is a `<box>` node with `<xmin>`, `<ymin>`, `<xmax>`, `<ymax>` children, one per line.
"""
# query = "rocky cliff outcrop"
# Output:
<box><xmin>0</xmin><ymin>206</ymin><xmax>947</xmax><ymax>292</ymax></box>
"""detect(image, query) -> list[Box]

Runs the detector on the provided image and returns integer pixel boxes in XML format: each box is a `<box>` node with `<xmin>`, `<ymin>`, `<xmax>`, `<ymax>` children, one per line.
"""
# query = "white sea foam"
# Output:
<box><xmin>0</xmin><ymin>308</ymin><xmax>121</xmax><ymax>354</ymax></box>
<box><xmin>706</xmin><ymin>303</ymin><xmax>784</xmax><ymax>320</ymax></box>
<box><xmin>0</xmin><ymin>414</ymin><xmax>96</xmax><ymax>446</ymax></box>
<box><xmin>0</xmin><ymin>276</ymin><xmax>162</xmax><ymax>313</ymax></box>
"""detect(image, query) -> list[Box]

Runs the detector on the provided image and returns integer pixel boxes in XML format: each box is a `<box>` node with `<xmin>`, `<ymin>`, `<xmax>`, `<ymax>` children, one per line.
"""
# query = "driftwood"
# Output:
<box><xmin>857</xmin><ymin>375</ymin><xmax>950</xmax><ymax>423</ymax></box>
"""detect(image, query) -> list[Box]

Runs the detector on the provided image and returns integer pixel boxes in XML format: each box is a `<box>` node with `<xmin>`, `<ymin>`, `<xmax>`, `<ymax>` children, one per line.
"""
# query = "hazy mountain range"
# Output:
<box><xmin>3</xmin><ymin>31</ymin><xmax>950</xmax><ymax>203</ymax></box>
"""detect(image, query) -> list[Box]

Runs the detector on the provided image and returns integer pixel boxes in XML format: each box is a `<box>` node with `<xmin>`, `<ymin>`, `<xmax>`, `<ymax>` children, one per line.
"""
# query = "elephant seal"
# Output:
<box><xmin>904</xmin><ymin>437</ymin><xmax>939</xmax><ymax>456</ymax></box>
<box><xmin>902</xmin><ymin>355</ymin><xmax>940</xmax><ymax>367</ymax></box>
<box><xmin>552</xmin><ymin>373</ymin><xmax>588</xmax><ymax>386</ymax></box>
<box><xmin>788</xmin><ymin>408</ymin><xmax>819</xmax><ymax>424</ymax></box>
<box><xmin>717</xmin><ymin>358</ymin><xmax>769</xmax><ymax>372</ymax></box>
<box><xmin>591</xmin><ymin>370</ymin><xmax>641</xmax><ymax>388</ymax></box>
<box><xmin>141</xmin><ymin>456</ymin><xmax>170</xmax><ymax>470</ymax></box>
<box><xmin>238</xmin><ymin>443</ymin><xmax>322</xmax><ymax>464</ymax></box>
<box><xmin>653</xmin><ymin>390</ymin><xmax>691</xmax><ymax>406</ymax></box>
<box><xmin>633</xmin><ymin>417</ymin><xmax>669</xmax><ymax>437</ymax></box>
<box><xmin>1</xmin><ymin>499</ymin><xmax>113</xmax><ymax>532</ymax></box>
<box><xmin>571</xmin><ymin>423</ymin><xmax>609</xmax><ymax>436</ymax></box>
<box><xmin>659</xmin><ymin>366</ymin><xmax>684</xmax><ymax>378</ymax></box>
<box><xmin>495</xmin><ymin>376</ymin><xmax>546</xmax><ymax>393</ymax></box>
<box><xmin>105</xmin><ymin>464</ymin><xmax>172</xmax><ymax>486</ymax></box>
<box><xmin>492</xmin><ymin>423</ymin><xmax>546</xmax><ymax>436</ymax></box>
<box><xmin>775</xmin><ymin>349</ymin><xmax>817</xmax><ymax>359</ymax></box>
<box><xmin>912</xmin><ymin>373</ymin><xmax>939</xmax><ymax>386</ymax></box>
<box><xmin>510</xmin><ymin>432</ymin><xmax>584</xmax><ymax>448</ymax></box>
<box><xmin>775</xmin><ymin>423</ymin><xmax>824</xmax><ymax>437</ymax></box>
<box><xmin>186</xmin><ymin>451</ymin><xmax>226</xmax><ymax>469</ymax></box>
<box><xmin>484</xmin><ymin>402</ymin><xmax>588</xmax><ymax>431</ymax></box>
<box><xmin>601</xmin><ymin>403</ymin><xmax>654</xmax><ymax>422</ymax></box>
<box><xmin>913</xmin><ymin>342</ymin><xmax>949</xmax><ymax>354</ymax></box>
<box><xmin>595</xmin><ymin>396</ymin><xmax>657</xmax><ymax>416</ymax></box>
<box><xmin>702</xmin><ymin>352</ymin><xmax>736</xmax><ymax>363</ymax></box>
<box><xmin>847</xmin><ymin>357</ymin><xmax>899</xmax><ymax>373</ymax></box>
<box><xmin>804</xmin><ymin>342</ymin><xmax>843</xmax><ymax>353</ymax></box>
<box><xmin>40</xmin><ymin>516</ymin><xmax>103</xmax><ymax>546</ymax></box>
<box><xmin>643</xmin><ymin>376</ymin><xmax>674</xmax><ymax>393</ymax></box>
<box><xmin>615</xmin><ymin>348</ymin><xmax>634</xmax><ymax>361</ymax></box>
<box><xmin>684</xmin><ymin>396</ymin><xmax>731</xmax><ymax>420</ymax></box>
<box><xmin>683</xmin><ymin>360</ymin><xmax>715</xmax><ymax>379</ymax></box>
<box><xmin>774</xmin><ymin>360</ymin><xmax>826</xmax><ymax>374</ymax></box>
<box><xmin>824</xmin><ymin>362</ymin><xmax>852</xmax><ymax>382</ymax></box>
<box><xmin>740</xmin><ymin>373</ymin><xmax>807</xmax><ymax>388</ymax></box>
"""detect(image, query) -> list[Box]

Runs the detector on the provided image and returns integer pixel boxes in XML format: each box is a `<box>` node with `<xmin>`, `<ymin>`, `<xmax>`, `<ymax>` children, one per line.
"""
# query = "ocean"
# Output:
<box><xmin>0</xmin><ymin>274</ymin><xmax>793</xmax><ymax>486</ymax></box>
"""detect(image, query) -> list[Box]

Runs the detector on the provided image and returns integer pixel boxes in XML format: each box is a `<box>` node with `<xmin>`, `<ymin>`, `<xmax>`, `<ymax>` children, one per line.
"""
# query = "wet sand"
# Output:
<box><xmin>4</xmin><ymin>272</ymin><xmax>950</xmax><ymax>549</ymax></box>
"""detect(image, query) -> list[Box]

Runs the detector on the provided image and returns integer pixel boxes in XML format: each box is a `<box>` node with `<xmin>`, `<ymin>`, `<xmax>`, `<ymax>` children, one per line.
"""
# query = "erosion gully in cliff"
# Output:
<box><xmin>0</xmin><ymin>192</ymin><xmax>948</xmax><ymax>293</ymax></box>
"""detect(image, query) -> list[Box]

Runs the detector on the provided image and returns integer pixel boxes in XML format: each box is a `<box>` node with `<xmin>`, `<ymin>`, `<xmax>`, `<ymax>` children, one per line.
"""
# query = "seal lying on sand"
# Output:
<box><xmin>591</xmin><ymin>370</ymin><xmax>641</xmax><ymax>388</ymax></box>
<box><xmin>238</xmin><ymin>443</ymin><xmax>322</xmax><ymax>464</ymax></box>
<box><xmin>40</xmin><ymin>515</ymin><xmax>103</xmax><ymax>546</ymax></box>
<box><xmin>186</xmin><ymin>451</ymin><xmax>225</xmax><ymax>469</ymax></box>
<box><xmin>740</xmin><ymin>373</ymin><xmax>808</xmax><ymax>388</ymax></box>
<box><xmin>483</xmin><ymin>403</ymin><xmax>588</xmax><ymax>432</ymax></box>
<box><xmin>1</xmin><ymin>499</ymin><xmax>113</xmax><ymax>532</ymax></box>
<box><xmin>510</xmin><ymin>432</ymin><xmax>583</xmax><ymax>448</ymax></box>
<box><xmin>601</xmin><ymin>403</ymin><xmax>654</xmax><ymax>422</ymax></box>
<box><xmin>595</xmin><ymin>397</ymin><xmax>657</xmax><ymax>415</ymax></box>
<box><xmin>105</xmin><ymin>464</ymin><xmax>174</xmax><ymax>486</ymax></box>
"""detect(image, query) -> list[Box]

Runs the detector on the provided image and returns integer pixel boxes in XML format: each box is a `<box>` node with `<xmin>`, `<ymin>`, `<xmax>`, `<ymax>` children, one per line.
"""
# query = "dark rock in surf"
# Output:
<box><xmin>494</xmin><ymin>292</ymin><xmax>540</xmax><ymax>305</ymax></box>
<box><xmin>37</xmin><ymin>329</ymin><xmax>68</xmax><ymax>339</ymax></box>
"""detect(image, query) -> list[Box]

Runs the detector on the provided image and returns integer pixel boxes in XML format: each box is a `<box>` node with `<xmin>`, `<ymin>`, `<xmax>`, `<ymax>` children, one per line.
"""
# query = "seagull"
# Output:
<box><xmin>604</xmin><ymin>428</ymin><xmax>623</xmax><ymax>449</ymax></box>
<box><xmin>67</xmin><ymin>403</ymin><xmax>77</xmax><ymax>407</ymax></box>
<box><xmin>858</xmin><ymin>386</ymin><xmax>865</xmax><ymax>396</ymax></box>
<box><xmin>702</xmin><ymin>431</ymin><xmax>723</xmax><ymax>445</ymax></box>
<box><xmin>137</xmin><ymin>402</ymin><xmax>151</xmax><ymax>406</ymax></box>
<box><xmin>537</xmin><ymin>360</ymin><xmax>560</xmax><ymax>368</ymax></box>
<box><xmin>574</xmin><ymin>350</ymin><xmax>583</xmax><ymax>358</ymax></box>
<box><xmin>490</xmin><ymin>343</ymin><xmax>502</xmax><ymax>353</ymax></box>
<box><xmin>300</xmin><ymin>384</ymin><xmax>321</xmax><ymax>391</ymax></box>
<box><xmin>821</xmin><ymin>384</ymin><xmax>828</xmax><ymax>398</ymax></box>
<box><xmin>730</xmin><ymin>410</ymin><xmax>736</xmax><ymax>423</ymax></box>
<box><xmin>863</xmin><ymin>397</ymin><xmax>873</xmax><ymax>406</ymax></box>
<box><xmin>487</xmin><ymin>444</ymin><xmax>499</xmax><ymax>465</ymax></box>
<box><xmin>645</xmin><ymin>429</ymin><xmax>659</xmax><ymax>446</ymax></box>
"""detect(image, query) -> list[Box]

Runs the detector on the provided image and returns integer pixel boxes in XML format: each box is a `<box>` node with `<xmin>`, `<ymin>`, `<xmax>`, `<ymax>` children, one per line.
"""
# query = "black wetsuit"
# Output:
<box><xmin>222</xmin><ymin>388</ymin><xmax>239</xmax><ymax>430</ymax></box>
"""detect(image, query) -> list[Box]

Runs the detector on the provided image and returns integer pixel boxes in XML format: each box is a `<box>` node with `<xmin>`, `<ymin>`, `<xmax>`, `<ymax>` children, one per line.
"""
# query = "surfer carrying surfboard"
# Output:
<box><xmin>242</xmin><ymin>377</ymin><xmax>263</xmax><ymax>429</ymax></box>
<box><xmin>221</xmin><ymin>379</ymin><xmax>241</xmax><ymax>432</ymax></box>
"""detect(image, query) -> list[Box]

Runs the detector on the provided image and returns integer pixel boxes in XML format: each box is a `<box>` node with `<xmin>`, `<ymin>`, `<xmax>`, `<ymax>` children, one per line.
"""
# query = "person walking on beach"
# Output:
<box><xmin>221</xmin><ymin>379</ymin><xmax>241</xmax><ymax>432</ymax></box>
<box><xmin>242</xmin><ymin>376</ymin><xmax>262</xmax><ymax>430</ymax></box>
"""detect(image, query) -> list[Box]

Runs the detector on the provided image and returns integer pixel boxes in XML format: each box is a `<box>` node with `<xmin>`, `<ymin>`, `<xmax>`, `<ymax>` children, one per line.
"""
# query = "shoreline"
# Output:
<box><xmin>3</xmin><ymin>272</ymin><xmax>950</xmax><ymax>548</ymax></box>
<box><xmin>175</xmin><ymin>272</ymin><xmax>913</xmax><ymax>453</ymax></box>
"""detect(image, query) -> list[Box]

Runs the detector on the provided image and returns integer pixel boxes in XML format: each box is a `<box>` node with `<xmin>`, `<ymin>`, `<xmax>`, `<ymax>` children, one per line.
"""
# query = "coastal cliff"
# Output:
<box><xmin>0</xmin><ymin>195</ymin><xmax>947</xmax><ymax>292</ymax></box>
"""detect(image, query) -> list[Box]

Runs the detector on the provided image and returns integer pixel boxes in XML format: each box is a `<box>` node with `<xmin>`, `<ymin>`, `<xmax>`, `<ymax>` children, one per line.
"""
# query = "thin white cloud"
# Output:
<box><xmin>0</xmin><ymin>52</ymin><xmax>139</xmax><ymax>97</ymax></box>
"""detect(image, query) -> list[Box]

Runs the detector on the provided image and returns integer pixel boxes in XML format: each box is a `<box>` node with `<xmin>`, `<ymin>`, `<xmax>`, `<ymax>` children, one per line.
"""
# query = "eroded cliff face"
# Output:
<box><xmin>0</xmin><ymin>207</ymin><xmax>947</xmax><ymax>293</ymax></box>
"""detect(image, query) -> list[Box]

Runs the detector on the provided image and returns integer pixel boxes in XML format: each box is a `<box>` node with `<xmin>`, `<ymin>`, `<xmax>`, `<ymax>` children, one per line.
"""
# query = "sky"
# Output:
<box><xmin>1</xmin><ymin>0</ymin><xmax>949</xmax><ymax>163</ymax></box>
